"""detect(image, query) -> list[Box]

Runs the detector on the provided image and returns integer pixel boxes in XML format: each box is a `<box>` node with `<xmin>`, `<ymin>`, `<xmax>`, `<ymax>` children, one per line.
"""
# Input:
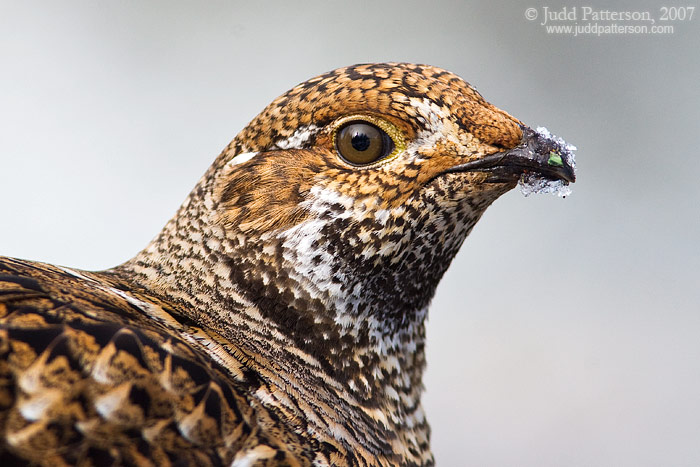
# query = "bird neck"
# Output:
<box><xmin>112</xmin><ymin>177</ymin><xmax>439</xmax><ymax>415</ymax></box>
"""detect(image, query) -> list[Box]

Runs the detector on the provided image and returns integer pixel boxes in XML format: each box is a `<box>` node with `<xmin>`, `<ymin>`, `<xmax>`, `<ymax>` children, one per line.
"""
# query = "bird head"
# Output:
<box><xmin>128</xmin><ymin>63</ymin><xmax>575</xmax><ymax>382</ymax></box>
<box><xmin>213</xmin><ymin>63</ymin><xmax>575</xmax><ymax>236</ymax></box>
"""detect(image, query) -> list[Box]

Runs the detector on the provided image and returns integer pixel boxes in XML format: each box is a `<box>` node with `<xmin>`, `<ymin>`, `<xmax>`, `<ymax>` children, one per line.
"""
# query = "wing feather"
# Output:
<box><xmin>0</xmin><ymin>257</ymin><xmax>262</xmax><ymax>466</ymax></box>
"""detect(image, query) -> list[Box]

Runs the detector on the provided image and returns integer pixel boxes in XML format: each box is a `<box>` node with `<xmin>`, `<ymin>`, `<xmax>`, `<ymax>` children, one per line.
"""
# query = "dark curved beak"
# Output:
<box><xmin>445</xmin><ymin>126</ymin><xmax>576</xmax><ymax>183</ymax></box>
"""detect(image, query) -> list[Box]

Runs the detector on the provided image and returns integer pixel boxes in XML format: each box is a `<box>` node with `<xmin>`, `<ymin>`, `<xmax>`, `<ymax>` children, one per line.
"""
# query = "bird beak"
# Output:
<box><xmin>445</xmin><ymin>126</ymin><xmax>577</xmax><ymax>184</ymax></box>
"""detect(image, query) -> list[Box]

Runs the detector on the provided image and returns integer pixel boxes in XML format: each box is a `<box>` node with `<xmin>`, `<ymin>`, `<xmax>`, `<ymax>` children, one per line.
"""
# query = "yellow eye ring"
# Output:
<box><xmin>332</xmin><ymin>115</ymin><xmax>406</xmax><ymax>167</ymax></box>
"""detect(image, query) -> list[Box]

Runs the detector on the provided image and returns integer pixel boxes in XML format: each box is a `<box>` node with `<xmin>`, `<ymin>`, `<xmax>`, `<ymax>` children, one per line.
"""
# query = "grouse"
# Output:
<box><xmin>0</xmin><ymin>63</ymin><xmax>575</xmax><ymax>466</ymax></box>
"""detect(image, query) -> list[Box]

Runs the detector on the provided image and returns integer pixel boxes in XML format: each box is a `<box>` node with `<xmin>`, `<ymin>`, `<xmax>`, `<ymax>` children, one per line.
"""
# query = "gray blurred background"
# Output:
<box><xmin>1</xmin><ymin>1</ymin><xmax>698</xmax><ymax>465</ymax></box>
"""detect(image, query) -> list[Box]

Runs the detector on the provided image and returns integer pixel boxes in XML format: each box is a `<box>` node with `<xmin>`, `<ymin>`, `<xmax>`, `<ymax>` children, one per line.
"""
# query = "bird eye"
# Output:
<box><xmin>336</xmin><ymin>121</ymin><xmax>394</xmax><ymax>165</ymax></box>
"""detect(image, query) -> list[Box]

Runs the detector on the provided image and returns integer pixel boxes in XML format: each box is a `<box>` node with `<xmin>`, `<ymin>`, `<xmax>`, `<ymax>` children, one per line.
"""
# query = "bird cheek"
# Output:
<box><xmin>409</xmin><ymin>149</ymin><xmax>463</xmax><ymax>186</ymax></box>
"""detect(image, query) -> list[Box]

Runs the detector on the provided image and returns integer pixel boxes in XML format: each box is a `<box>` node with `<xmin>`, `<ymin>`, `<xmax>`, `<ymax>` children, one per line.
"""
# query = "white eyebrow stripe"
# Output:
<box><xmin>226</xmin><ymin>151</ymin><xmax>258</xmax><ymax>168</ymax></box>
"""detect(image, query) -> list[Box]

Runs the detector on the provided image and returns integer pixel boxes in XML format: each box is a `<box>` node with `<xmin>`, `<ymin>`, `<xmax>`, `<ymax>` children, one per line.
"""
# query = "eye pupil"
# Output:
<box><xmin>351</xmin><ymin>133</ymin><xmax>371</xmax><ymax>151</ymax></box>
<box><xmin>336</xmin><ymin>121</ymin><xmax>394</xmax><ymax>165</ymax></box>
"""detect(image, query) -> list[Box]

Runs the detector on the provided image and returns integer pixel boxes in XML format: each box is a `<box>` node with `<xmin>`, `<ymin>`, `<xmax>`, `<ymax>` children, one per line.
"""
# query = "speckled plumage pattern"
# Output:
<box><xmin>0</xmin><ymin>63</ymin><xmax>575</xmax><ymax>466</ymax></box>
